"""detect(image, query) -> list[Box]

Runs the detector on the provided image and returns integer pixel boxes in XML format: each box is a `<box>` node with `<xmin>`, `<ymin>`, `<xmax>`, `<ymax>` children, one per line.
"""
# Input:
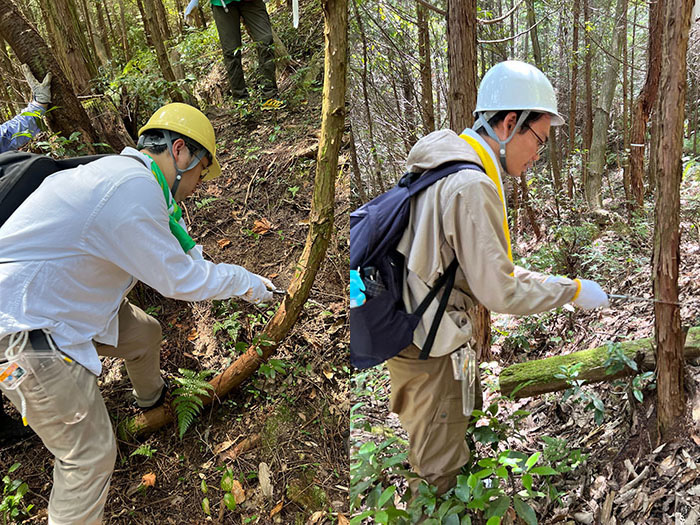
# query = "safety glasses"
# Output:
<box><xmin>525</xmin><ymin>125</ymin><xmax>547</xmax><ymax>156</ymax></box>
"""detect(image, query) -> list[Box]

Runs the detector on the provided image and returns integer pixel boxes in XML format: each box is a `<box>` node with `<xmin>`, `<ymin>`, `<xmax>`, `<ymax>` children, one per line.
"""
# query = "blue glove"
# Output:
<box><xmin>350</xmin><ymin>270</ymin><xmax>366</xmax><ymax>308</ymax></box>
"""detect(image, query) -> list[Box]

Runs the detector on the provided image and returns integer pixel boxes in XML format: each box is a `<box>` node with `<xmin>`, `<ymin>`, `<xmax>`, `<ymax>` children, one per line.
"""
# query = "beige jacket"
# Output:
<box><xmin>396</xmin><ymin>129</ymin><xmax>579</xmax><ymax>357</ymax></box>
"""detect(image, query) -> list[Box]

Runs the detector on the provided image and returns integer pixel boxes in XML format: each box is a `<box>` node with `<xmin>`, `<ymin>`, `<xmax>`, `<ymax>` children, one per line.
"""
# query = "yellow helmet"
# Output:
<box><xmin>138</xmin><ymin>103</ymin><xmax>222</xmax><ymax>181</ymax></box>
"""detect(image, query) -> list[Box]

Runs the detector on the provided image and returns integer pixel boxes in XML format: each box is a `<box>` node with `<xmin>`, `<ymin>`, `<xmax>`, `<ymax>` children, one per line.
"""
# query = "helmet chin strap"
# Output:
<box><xmin>163</xmin><ymin>130</ymin><xmax>206</xmax><ymax>198</ymax></box>
<box><xmin>473</xmin><ymin>111</ymin><xmax>530</xmax><ymax>174</ymax></box>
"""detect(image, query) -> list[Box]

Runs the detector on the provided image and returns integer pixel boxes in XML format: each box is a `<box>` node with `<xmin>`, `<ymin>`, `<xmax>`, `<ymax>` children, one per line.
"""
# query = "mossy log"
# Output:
<box><xmin>499</xmin><ymin>327</ymin><xmax>700</xmax><ymax>398</ymax></box>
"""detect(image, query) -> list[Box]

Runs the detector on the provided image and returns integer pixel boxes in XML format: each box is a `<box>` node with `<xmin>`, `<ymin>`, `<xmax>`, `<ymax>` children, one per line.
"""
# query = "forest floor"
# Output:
<box><xmin>351</xmin><ymin>166</ymin><xmax>700</xmax><ymax>524</ymax></box>
<box><xmin>0</xmin><ymin>58</ymin><xmax>350</xmax><ymax>524</ymax></box>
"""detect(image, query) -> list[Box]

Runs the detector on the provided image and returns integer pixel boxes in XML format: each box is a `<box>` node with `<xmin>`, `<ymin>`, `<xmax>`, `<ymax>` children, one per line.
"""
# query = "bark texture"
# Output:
<box><xmin>653</xmin><ymin>0</ymin><xmax>694</xmax><ymax>440</ymax></box>
<box><xmin>447</xmin><ymin>0</ymin><xmax>477</xmax><ymax>131</ymax></box>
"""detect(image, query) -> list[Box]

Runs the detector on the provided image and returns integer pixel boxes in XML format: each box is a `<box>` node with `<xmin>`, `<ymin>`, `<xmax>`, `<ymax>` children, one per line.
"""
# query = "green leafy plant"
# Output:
<box><xmin>130</xmin><ymin>445</ymin><xmax>157</xmax><ymax>458</ymax></box>
<box><xmin>288</xmin><ymin>185</ymin><xmax>300</xmax><ymax>199</ymax></box>
<box><xmin>259</xmin><ymin>358</ymin><xmax>287</xmax><ymax>379</ymax></box>
<box><xmin>195</xmin><ymin>197</ymin><xmax>219</xmax><ymax>210</ymax></box>
<box><xmin>173</xmin><ymin>368</ymin><xmax>216</xmax><ymax>438</ymax></box>
<box><xmin>554</xmin><ymin>362</ymin><xmax>605</xmax><ymax>424</ymax></box>
<box><xmin>1</xmin><ymin>463</ymin><xmax>33</xmax><ymax>525</ymax></box>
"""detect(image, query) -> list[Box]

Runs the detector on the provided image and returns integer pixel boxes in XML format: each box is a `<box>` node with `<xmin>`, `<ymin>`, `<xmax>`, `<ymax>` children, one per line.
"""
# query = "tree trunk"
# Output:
<box><xmin>499</xmin><ymin>327</ymin><xmax>700</xmax><ymax>398</ymax></box>
<box><xmin>568</xmin><ymin>0</ymin><xmax>580</xmax><ymax>165</ymax></box>
<box><xmin>582</xmin><ymin>0</ymin><xmax>593</xmax><ymax>199</ymax></box>
<box><xmin>349</xmin><ymin>121</ymin><xmax>368</xmax><ymax>205</ymax></box>
<box><xmin>136</xmin><ymin>0</ymin><xmax>186</xmax><ymax>103</ymax></box>
<box><xmin>0</xmin><ymin>0</ymin><xmax>102</xmax><ymax>153</ymax></box>
<box><xmin>584</xmin><ymin>0</ymin><xmax>626</xmax><ymax>209</ymax></box>
<box><xmin>447</xmin><ymin>0</ymin><xmax>488</xmax><ymax>360</ymax></box>
<box><xmin>416</xmin><ymin>1</ymin><xmax>435</xmax><ymax>133</ymax></box>
<box><xmin>401</xmin><ymin>63</ymin><xmax>418</xmax><ymax>151</ymax></box>
<box><xmin>39</xmin><ymin>0</ymin><xmax>97</xmax><ymax>94</ymax></box>
<box><xmin>351</xmin><ymin>0</ymin><xmax>384</xmax><ymax>195</ymax></box>
<box><xmin>118</xmin><ymin>0</ymin><xmax>131</xmax><ymax>63</ymax></box>
<box><xmin>447</xmin><ymin>0</ymin><xmax>477</xmax><ymax>131</ymax></box>
<box><xmin>153</xmin><ymin>0</ymin><xmax>172</xmax><ymax>41</ymax></box>
<box><xmin>519</xmin><ymin>173</ymin><xmax>542</xmax><ymax>240</ymax></box>
<box><xmin>653</xmin><ymin>0</ymin><xmax>693</xmax><ymax>441</ymax></box>
<box><xmin>95</xmin><ymin>1</ymin><xmax>113</xmax><ymax>62</ymax></box>
<box><xmin>629</xmin><ymin>0</ymin><xmax>664</xmax><ymax>209</ymax></box>
<box><xmin>118</xmin><ymin>0</ymin><xmax>347</xmax><ymax>439</ymax></box>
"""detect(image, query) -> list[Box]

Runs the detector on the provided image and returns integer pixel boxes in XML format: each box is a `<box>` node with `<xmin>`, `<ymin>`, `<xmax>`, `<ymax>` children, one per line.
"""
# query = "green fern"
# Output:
<box><xmin>172</xmin><ymin>368</ymin><xmax>215</xmax><ymax>439</ymax></box>
<box><xmin>130</xmin><ymin>445</ymin><xmax>157</xmax><ymax>458</ymax></box>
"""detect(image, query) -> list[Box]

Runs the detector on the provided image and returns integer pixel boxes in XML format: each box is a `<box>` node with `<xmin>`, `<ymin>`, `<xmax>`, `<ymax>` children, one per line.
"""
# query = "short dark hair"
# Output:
<box><xmin>478</xmin><ymin>111</ymin><xmax>546</xmax><ymax>137</ymax></box>
<box><xmin>139</xmin><ymin>130</ymin><xmax>206</xmax><ymax>158</ymax></box>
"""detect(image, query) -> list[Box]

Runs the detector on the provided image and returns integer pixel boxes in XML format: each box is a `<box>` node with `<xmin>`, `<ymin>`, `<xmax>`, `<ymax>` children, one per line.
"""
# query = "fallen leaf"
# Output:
<box><xmin>217</xmin><ymin>238</ymin><xmax>231</xmax><ymax>248</ymax></box>
<box><xmin>252</xmin><ymin>218</ymin><xmax>272</xmax><ymax>235</ymax></box>
<box><xmin>268</xmin><ymin>273</ymin><xmax>279</xmax><ymax>279</ymax></box>
<box><xmin>187</xmin><ymin>328</ymin><xmax>198</xmax><ymax>341</ymax></box>
<box><xmin>259</xmin><ymin>462</ymin><xmax>273</xmax><ymax>498</ymax></box>
<box><xmin>307</xmin><ymin>510</ymin><xmax>325</xmax><ymax>524</ymax></box>
<box><xmin>213</xmin><ymin>440</ymin><xmax>235</xmax><ymax>455</ymax></box>
<box><xmin>337</xmin><ymin>514</ymin><xmax>349</xmax><ymax>525</ymax></box>
<box><xmin>221</xmin><ymin>433</ymin><xmax>261</xmax><ymax>461</ymax></box>
<box><xmin>141</xmin><ymin>472</ymin><xmax>156</xmax><ymax>487</ymax></box>
<box><xmin>322</xmin><ymin>367</ymin><xmax>334</xmax><ymax>381</ymax></box>
<box><xmin>231</xmin><ymin>480</ymin><xmax>246</xmax><ymax>504</ymax></box>
<box><xmin>269</xmin><ymin>500</ymin><xmax>284</xmax><ymax>518</ymax></box>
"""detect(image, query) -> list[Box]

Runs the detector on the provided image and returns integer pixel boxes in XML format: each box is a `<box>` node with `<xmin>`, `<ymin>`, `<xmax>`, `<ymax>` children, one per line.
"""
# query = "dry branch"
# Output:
<box><xmin>499</xmin><ymin>327</ymin><xmax>700</xmax><ymax>398</ymax></box>
<box><xmin>117</xmin><ymin>0</ymin><xmax>347</xmax><ymax>440</ymax></box>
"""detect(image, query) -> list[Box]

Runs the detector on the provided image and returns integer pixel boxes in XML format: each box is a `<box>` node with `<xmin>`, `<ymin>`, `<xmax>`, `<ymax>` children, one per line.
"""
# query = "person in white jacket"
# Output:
<box><xmin>386</xmin><ymin>61</ymin><xmax>609</xmax><ymax>497</ymax></box>
<box><xmin>0</xmin><ymin>103</ymin><xmax>276</xmax><ymax>524</ymax></box>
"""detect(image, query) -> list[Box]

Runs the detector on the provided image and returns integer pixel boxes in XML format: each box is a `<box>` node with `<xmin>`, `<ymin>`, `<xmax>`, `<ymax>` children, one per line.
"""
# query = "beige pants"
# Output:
<box><xmin>387</xmin><ymin>344</ymin><xmax>483</xmax><ymax>496</ymax></box>
<box><xmin>0</xmin><ymin>299</ymin><xmax>162</xmax><ymax>524</ymax></box>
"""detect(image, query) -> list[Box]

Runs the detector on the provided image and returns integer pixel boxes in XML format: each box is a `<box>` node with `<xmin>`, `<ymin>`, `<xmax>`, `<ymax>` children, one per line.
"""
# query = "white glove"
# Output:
<box><xmin>573</xmin><ymin>279</ymin><xmax>609</xmax><ymax>309</ymax></box>
<box><xmin>21</xmin><ymin>64</ymin><xmax>51</xmax><ymax>105</ymax></box>
<box><xmin>242</xmin><ymin>272</ymin><xmax>274</xmax><ymax>304</ymax></box>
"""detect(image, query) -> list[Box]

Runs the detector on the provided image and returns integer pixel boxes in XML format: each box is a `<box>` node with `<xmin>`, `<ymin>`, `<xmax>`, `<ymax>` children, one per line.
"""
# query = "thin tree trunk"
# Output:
<box><xmin>582</xmin><ymin>0</ymin><xmax>593</xmax><ymax>199</ymax></box>
<box><xmin>447</xmin><ymin>0</ymin><xmax>477</xmax><ymax>131</ymax></box>
<box><xmin>119</xmin><ymin>0</ymin><xmax>347</xmax><ymax>439</ymax></box>
<box><xmin>118</xmin><ymin>0</ymin><xmax>130</xmax><ymax>62</ymax></box>
<box><xmin>416</xmin><ymin>1</ymin><xmax>435</xmax><ymax>133</ymax></box>
<box><xmin>519</xmin><ymin>173</ymin><xmax>542</xmax><ymax>240</ymax></box>
<box><xmin>401</xmin><ymin>64</ymin><xmax>418</xmax><ymax>151</ymax></box>
<box><xmin>154</xmin><ymin>0</ymin><xmax>172</xmax><ymax>41</ymax></box>
<box><xmin>349</xmin><ymin>122</ymin><xmax>368</xmax><ymax>205</ymax></box>
<box><xmin>653</xmin><ymin>0</ymin><xmax>693</xmax><ymax>441</ymax></box>
<box><xmin>78</xmin><ymin>0</ymin><xmax>101</xmax><ymax>66</ymax></box>
<box><xmin>136</xmin><ymin>0</ymin><xmax>186</xmax><ymax>103</ymax></box>
<box><xmin>629</xmin><ymin>0</ymin><xmax>664</xmax><ymax>208</ymax></box>
<box><xmin>567</xmin><ymin>0</ymin><xmax>581</xmax><ymax>197</ymax></box>
<box><xmin>0</xmin><ymin>0</ymin><xmax>101</xmax><ymax>152</ymax></box>
<box><xmin>351</xmin><ymin>0</ymin><xmax>384</xmax><ymax>194</ymax></box>
<box><xmin>585</xmin><ymin>0</ymin><xmax>627</xmax><ymax>209</ymax></box>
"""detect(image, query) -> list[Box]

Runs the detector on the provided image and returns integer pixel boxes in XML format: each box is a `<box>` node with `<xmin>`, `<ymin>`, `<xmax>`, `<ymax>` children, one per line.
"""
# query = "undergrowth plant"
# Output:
<box><xmin>1</xmin><ymin>463</ymin><xmax>33</xmax><ymax>525</ymax></box>
<box><xmin>173</xmin><ymin>368</ymin><xmax>216</xmax><ymax>438</ymax></box>
<box><xmin>350</xmin><ymin>368</ymin><xmax>587</xmax><ymax>524</ymax></box>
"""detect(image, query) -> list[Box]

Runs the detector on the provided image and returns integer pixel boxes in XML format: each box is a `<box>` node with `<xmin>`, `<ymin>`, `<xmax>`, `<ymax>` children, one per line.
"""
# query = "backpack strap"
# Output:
<box><xmin>413</xmin><ymin>257</ymin><xmax>459</xmax><ymax>360</ymax></box>
<box><xmin>400</xmin><ymin>161</ymin><xmax>484</xmax><ymax>197</ymax></box>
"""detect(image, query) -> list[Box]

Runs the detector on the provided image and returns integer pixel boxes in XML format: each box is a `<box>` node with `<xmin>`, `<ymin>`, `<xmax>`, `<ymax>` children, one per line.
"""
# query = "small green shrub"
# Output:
<box><xmin>173</xmin><ymin>368</ymin><xmax>216</xmax><ymax>438</ymax></box>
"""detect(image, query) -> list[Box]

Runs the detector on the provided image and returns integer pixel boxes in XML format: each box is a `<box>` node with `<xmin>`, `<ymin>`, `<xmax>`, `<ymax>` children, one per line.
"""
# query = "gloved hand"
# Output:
<box><xmin>21</xmin><ymin>64</ymin><xmax>51</xmax><ymax>105</ymax></box>
<box><xmin>184</xmin><ymin>0</ymin><xmax>199</xmax><ymax>17</ymax></box>
<box><xmin>242</xmin><ymin>272</ymin><xmax>274</xmax><ymax>304</ymax></box>
<box><xmin>573</xmin><ymin>279</ymin><xmax>609</xmax><ymax>309</ymax></box>
<box><xmin>350</xmin><ymin>269</ymin><xmax>366</xmax><ymax>308</ymax></box>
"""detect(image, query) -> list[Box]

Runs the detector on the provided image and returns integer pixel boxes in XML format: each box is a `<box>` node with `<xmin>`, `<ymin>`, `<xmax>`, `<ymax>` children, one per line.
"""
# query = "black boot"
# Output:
<box><xmin>0</xmin><ymin>400</ymin><xmax>33</xmax><ymax>445</ymax></box>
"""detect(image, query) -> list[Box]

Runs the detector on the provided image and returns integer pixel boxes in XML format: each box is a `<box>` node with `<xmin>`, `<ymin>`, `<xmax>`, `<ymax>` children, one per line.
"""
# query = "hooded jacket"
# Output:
<box><xmin>396</xmin><ymin>129</ymin><xmax>579</xmax><ymax>357</ymax></box>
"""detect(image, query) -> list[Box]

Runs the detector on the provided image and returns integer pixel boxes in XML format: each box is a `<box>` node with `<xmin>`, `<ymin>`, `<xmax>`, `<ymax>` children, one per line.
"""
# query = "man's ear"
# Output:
<box><xmin>504</xmin><ymin>111</ymin><xmax>518</xmax><ymax>133</ymax></box>
<box><xmin>171</xmin><ymin>138</ymin><xmax>188</xmax><ymax>162</ymax></box>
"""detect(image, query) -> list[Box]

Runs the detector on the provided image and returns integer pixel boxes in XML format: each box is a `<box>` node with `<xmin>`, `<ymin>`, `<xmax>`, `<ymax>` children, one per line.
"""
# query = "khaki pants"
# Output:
<box><xmin>387</xmin><ymin>344</ymin><xmax>483</xmax><ymax>496</ymax></box>
<box><xmin>0</xmin><ymin>299</ymin><xmax>162</xmax><ymax>524</ymax></box>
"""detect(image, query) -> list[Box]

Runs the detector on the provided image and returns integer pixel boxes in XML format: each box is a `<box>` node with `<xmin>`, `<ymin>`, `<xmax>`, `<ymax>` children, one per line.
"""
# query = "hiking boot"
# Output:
<box><xmin>133</xmin><ymin>380</ymin><xmax>170</xmax><ymax>411</ymax></box>
<box><xmin>0</xmin><ymin>413</ymin><xmax>33</xmax><ymax>445</ymax></box>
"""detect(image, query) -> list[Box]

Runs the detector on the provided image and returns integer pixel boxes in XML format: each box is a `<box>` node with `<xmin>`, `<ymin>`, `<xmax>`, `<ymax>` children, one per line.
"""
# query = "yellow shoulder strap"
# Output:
<box><xmin>459</xmin><ymin>133</ymin><xmax>513</xmax><ymax>263</ymax></box>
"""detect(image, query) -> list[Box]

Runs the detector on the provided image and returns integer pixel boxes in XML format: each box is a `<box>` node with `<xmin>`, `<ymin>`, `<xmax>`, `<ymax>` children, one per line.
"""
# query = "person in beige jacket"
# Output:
<box><xmin>387</xmin><ymin>61</ymin><xmax>609</xmax><ymax>496</ymax></box>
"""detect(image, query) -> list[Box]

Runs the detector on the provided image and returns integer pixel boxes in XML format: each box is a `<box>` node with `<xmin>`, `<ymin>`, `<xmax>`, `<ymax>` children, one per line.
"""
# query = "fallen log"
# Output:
<box><xmin>117</xmin><ymin>7</ymin><xmax>347</xmax><ymax>439</ymax></box>
<box><xmin>499</xmin><ymin>327</ymin><xmax>700</xmax><ymax>398</ymax></box>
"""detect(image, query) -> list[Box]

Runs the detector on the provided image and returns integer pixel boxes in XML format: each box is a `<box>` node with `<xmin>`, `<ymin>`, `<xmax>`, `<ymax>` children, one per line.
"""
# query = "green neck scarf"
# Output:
<box><xmin>143</xmin><ymin>153</ymin><xmax>196</xmax><ymax>253</ymax></box>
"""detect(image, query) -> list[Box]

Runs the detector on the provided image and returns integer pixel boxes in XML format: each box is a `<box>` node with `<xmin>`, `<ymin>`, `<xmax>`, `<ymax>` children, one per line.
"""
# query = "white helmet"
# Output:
<box><xmin>474</xmin><ymin>61</ymin><xmax>564</xmax><ymax>126</ymax></box>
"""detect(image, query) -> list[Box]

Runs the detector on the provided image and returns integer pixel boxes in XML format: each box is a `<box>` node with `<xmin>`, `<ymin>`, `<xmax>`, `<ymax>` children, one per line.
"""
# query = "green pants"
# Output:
<box><xmin>211</xmin><ymin>0</ymin><xmax>278</xmax><ymax>99</ymax></box>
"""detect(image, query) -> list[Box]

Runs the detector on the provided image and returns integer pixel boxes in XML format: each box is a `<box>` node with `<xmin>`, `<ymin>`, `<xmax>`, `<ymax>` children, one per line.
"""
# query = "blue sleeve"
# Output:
<box><xmin>0</xmin><ymin>102</ymin><xmax>45</xmax><ymax>153</ymax></box>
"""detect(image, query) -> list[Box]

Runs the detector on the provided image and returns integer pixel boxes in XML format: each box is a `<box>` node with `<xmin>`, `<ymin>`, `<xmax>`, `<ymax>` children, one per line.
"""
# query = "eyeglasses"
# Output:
<box><xmin>525</xmin><ymin>125</ymin><xmax>547</xmax><ymax>156</ymax></box>
<box><xmin>198</xmin><ymin>150</ymin><xmax>213</xmax><ymax>181</ymax></box>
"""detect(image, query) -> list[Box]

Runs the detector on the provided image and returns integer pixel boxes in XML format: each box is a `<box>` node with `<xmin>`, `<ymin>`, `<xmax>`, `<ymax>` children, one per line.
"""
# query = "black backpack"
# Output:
<box><xmin>349</xmin><ymin>161</ymin><xmax>485</xmax><ymax>369</ymax></box>
<box><xmin>0</xmin><ymin>151</ymin><xmax>113</xmax><ymax>228</ymax></box>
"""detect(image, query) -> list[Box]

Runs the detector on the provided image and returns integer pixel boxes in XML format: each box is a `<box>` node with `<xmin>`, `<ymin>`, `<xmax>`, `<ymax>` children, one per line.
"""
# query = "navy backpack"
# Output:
<box><xmin>349</xmin><ymin>161</ymin><xmax>484</xmax><ymax>369</ymax></box>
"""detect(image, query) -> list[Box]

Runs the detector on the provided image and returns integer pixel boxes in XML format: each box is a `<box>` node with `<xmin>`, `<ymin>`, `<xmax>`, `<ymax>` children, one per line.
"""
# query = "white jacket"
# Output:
<box><xmin>0</xmin><ymin>148</ymin><xmax>260</xmax><ymax>374</ymax></box>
